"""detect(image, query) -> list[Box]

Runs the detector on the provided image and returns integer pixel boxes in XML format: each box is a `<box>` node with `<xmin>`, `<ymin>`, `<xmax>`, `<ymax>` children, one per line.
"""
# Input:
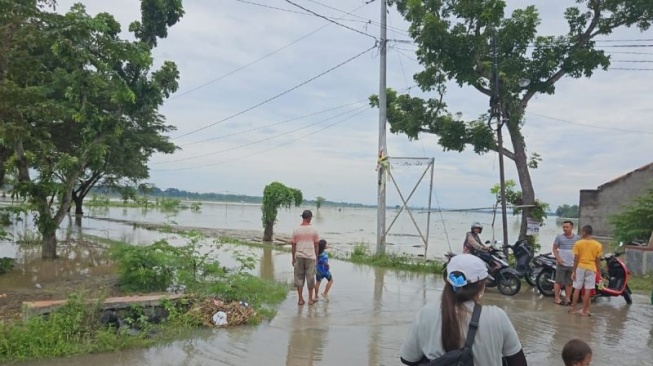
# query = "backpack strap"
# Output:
<box><xmin>463</xmin><ymin>303</ymin><xmax>482</xmax><ymax>349</ymax></box>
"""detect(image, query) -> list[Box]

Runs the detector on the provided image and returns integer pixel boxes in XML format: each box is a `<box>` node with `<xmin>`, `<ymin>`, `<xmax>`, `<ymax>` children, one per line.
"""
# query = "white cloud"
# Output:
<box><xmin>56</xmin><ymin>0</ymin><xmax>653</xmax><ymax>210</ymax></box>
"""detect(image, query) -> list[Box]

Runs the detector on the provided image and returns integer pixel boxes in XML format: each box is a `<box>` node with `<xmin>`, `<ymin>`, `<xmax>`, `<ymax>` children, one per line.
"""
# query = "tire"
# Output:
<box><xmin>536</xmin><ymin>269</ymin><xmax>555</xmax><ymax>297</ymax></box>
<box><xmin>497</xmin><ymin>271</ymin><xmax>521</xmax><ymax>296</ymax></box>
<box><xmin>623</xmin><ymin>285</ymin><xmax>633</xmax><ymax>304</ymax></box>
<box><xmin>525</xmin><ymin>267</ymin><xmax>537</xmax><ymax>287</ymax></box>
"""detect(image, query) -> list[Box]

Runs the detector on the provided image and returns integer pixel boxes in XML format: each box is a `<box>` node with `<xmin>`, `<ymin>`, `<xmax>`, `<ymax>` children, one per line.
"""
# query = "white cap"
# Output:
<box><xmin>446</xmin><ymin>254</ymin><xmax>489</xmax><ymax>288</ymax></box>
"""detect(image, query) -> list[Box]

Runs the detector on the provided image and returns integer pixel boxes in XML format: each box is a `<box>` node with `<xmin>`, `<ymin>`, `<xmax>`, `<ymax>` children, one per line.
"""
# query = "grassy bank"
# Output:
<box><xmin>0</xmin><ymin>233</ymin><xmax>290</xmax><ymax>363</ymax></box>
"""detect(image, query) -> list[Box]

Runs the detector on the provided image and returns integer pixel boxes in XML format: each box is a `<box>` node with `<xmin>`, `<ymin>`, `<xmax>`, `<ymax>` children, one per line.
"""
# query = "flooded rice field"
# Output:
<box><xmin>2</xmin><ymin>202</ymin><xmax>651</xmax><ymax>365</ymax></box>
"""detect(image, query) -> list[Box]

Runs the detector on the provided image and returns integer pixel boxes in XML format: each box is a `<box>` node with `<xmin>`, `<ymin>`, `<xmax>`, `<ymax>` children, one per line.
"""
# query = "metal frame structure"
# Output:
<box><xmin>381</xmin><ymin>157</ymin><xmax>435</xmax><ymax>258</ymax></box>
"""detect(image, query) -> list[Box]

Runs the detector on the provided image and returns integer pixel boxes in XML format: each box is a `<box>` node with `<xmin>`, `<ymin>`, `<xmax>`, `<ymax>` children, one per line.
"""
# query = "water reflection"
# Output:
<box><xmin>260</xmin><ymin>247</ymin><xmax>274</xmax><ymax>281</ymax></box>
<box><xmin>285</xmin><ymin>306</ymin><xmax>328</xmax><ymax>366</ymax></box>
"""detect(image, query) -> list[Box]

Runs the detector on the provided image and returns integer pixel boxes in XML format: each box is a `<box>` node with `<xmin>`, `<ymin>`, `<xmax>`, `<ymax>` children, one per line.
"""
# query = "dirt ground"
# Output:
<box><xmin>0</xmin><ymin>272</ymin><xmax>125</xmax><ymax>323</ymax></box>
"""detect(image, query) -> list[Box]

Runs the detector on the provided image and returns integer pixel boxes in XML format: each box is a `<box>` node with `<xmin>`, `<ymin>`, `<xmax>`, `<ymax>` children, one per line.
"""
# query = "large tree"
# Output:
<box><xmin>378</xmin><ymin>0</ymin><xmax>653</xmax><ymax>238</ymax></box>
<box><xmin>1</xmin><ymin>0</ymin><xmax>183</xmax><ymax>258</ymax></box>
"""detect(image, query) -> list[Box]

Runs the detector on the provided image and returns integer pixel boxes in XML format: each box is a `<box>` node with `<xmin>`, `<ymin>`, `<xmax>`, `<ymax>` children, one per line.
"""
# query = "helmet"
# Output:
<box><xmin>471</xmin><ymin>222</ymin><xmax>483</xmax><ymax>232</ymax></box>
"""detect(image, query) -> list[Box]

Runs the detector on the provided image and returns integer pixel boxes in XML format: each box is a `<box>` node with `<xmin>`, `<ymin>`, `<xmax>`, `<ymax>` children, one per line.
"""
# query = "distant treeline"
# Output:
<box><xmin>88</xmin><ymin>186</ymin><xmax>373</xmax><ymax>208</ymax></box>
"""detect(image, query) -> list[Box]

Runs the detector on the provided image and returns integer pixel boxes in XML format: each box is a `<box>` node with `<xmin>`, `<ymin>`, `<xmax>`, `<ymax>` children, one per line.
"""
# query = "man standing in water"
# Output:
<box><xmin>291</xmin><ymin>209</ymin><xmax>319</xmax><ymax>306</ymax></box>
<box><xmin>569</xmin><ymin>225</ymin><xmax>603</xmax><ymax>316</ymax></box>
<box><xmin>552</xmin><ymin>221</ymin><xmax>580</xmax><ymax>305</ymax></box>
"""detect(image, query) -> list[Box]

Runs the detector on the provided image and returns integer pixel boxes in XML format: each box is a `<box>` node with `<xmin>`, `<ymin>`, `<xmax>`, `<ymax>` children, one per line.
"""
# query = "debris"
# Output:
<box><xmin>187</xmin><ymin>297</ymin><xmax>256</xmax><ymax>327</ymax></box>
<box><xmin>212</xmin><ymin>311</ymin><xmax>227</xmax><ymax>326</ymax></box>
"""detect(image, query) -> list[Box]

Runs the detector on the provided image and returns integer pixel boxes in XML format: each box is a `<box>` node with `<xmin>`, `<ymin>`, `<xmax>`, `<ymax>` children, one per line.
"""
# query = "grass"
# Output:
<box><xmin>0</xmin><ymin>293</ymin><xmax>153</xmax><ymax>363</ymax></box>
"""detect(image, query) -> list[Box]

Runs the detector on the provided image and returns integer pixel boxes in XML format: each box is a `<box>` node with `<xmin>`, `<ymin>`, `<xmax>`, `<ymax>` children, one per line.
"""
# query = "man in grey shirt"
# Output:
<box><xmin>553</xmin><ymin>220</ymin><xmax>580</xmax><ymax>305</ymax></box>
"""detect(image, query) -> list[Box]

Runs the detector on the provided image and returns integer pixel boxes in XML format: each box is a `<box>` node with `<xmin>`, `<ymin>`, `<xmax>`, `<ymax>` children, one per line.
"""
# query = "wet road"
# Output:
<box><xmin>17</xmin><ymin>245</ymin><xmax>653</xmax><ymax>366</ymax></box>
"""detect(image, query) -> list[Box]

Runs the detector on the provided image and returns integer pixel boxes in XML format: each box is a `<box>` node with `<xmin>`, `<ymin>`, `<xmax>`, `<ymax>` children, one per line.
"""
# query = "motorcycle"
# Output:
<box><xmin>503</xmin><ymin>239</ymin><xmax>537</xmax><ymax>286</ymax></box>
<box><xmin>536</xmin><ymin>242</ymin><xmax>632</xmax><ymax>304</ymax></box>
<box><xmin>534</xmin><ymin>253</ymin><xmax>559</xmax><ymax>296</ymax></box>
<box><xmin>445</xmin><ymin>245</ymin><xmax>522</xmax><ymax>296</ymax></box>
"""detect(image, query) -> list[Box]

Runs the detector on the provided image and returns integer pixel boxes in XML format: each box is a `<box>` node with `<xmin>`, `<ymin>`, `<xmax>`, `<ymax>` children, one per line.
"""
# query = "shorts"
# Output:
<box><xmin>316</xmin><ymin>272</ymin><xmax>332</xmax><ymax>282</ymax></box>
<box><xmin>555</xmin><ymin>265</ymin><xmax>573</xmax><ymax>286</ymax></box>
<box><xmin>573</xmin><ymin>268</ymin><xmax>596</xmax><ymax>290</ymax></box>
<box><xmin>294</xmin><ymin>257</ymin><xmax>316</xmax><ymax>289</ymax></box>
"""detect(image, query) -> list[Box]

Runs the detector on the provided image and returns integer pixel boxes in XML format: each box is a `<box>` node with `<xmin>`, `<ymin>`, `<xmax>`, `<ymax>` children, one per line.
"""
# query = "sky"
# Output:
<box><xmin>55</xmin><ymin>0</ymin><xmax>653</xmax><ymax>210</ymax></box>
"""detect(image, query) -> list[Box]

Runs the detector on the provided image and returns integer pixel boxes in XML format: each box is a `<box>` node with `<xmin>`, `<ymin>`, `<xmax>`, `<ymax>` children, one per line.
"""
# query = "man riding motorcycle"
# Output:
<box><xmin>463</xmin><ymin>222</ymin><xmax>495</xmax><ymax>266</ymax></box>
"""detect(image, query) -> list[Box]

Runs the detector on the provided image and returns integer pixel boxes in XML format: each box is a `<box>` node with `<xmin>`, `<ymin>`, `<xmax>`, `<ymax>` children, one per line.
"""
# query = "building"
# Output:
<box><xmin>578</xmin><ymin>162</ymin><xmax>653</xmax><ymax>238</ymax></box>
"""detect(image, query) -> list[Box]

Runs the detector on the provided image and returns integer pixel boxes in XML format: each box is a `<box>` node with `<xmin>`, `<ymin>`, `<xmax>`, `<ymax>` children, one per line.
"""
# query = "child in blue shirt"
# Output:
<box><xmin>314</xmin><ymin>239</ymin><xmax>333</xmax><ymax>301</ymax></box>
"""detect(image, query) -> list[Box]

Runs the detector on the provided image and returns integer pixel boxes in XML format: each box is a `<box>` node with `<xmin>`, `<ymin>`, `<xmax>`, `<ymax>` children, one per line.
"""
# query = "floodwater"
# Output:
<box><xmin>3</xmin><ymin>204</ymin><xmax>651</xmax><ymax>365</ymax></box>
<box><xmin>12</xmin><ymin>224</ymin><xmax>653</xmax><ymax>366</ymax></box>
<box><xmin>1</xmin><ymin>200</ymin><xmax>570</xmax><ymax>261</ymax></box>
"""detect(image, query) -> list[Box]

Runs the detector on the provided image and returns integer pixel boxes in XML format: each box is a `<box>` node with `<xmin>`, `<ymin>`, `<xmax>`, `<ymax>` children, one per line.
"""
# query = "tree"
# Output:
<box><xmin>315</xmin><ymin>196</ymin><xmax>326</xmax><ymax>210</ymax></box>
<box><xmin>610</xmin><ymin>188</ymin><xmax>653</xmax><ymax>243</ymax></box>
<box><xmin>377</xmin><ymin>0</ymin><xmax>653</xmax><ymax>239</ymax></box>
<box><xmin>1</xmin><ymin>1</ymin><xmax>183</xmax><ymax>259</ymax></box>
<box><xmin>555</xmin><ymin>204</ymin><xmax>579</xmax><ymax>218</ymax></box>
<box><xmin>261</xmin><ymin>182</ymin><xmax>303</xmax><ymax>242</ymax></box>
<box><xmin>490</xmin><ymin>179</ymin><xmax>549</xmax><ymax>224</ymax></box>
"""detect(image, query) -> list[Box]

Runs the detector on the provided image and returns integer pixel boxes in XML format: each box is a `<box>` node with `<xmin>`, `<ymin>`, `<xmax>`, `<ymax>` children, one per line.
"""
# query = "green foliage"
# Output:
<box><xmin>0</xmin><ymin>293</ymin><xmax>151</xmax><ymax>362</ymax></box>
<box><xmin>110</xmin><ymin>232</ymin><xmax>223</xmax><ymax>292</ymax></box>
<box><xmin>490</xmin><ymin>179</ymin><xmax>549</xmax><ymax>224</ymax></box>
<box><xmin>610</xmin><ymin>188</ymin><xmax>653</xmax><ymax>243</ymax></box>
<box><xmin>1</xmin><ymin>0</ymin><xmax>183</xmax><ymax>258</ymax></box>
<box><xmin>190</xmin><ymin>201</ymin><xmax>202</xmax><ymax>212</ymax></box>
<box><xmin>261</xmin><ymin>181</ymin><xmax>303</xmax><ymax>241</ymax></box>
<box><xmin>315</xmin><ymin>196</ymin><xmax>325</xmax><ymax>210</ymax></box>
<box><xmin>555</xmin><ymin>204</ymin><xmax>579</xmax><ymax>218</ymax></box>
<box><xmin>349</xmin><ymin>243</ymin><xmax>443</xmax><ymax>273</ymax></box>
<box><xmin>0</xmin><ymin>257</ymin><xmax>16</xmax><ymax>275</ymax></box>
<box><xmin>15</xmin><ymin>230</ymin><xmax>42</xmax><ymax>248</ymax></box>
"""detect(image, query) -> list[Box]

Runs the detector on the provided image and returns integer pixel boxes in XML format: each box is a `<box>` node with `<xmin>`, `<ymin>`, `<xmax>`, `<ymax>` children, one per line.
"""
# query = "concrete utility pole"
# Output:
<box><xmin>376</xmin><ymin>0</ymin><xmax>388</xmax><ymax>255</ymax></box>
<box><xmin>490</xmin><ymin>31</ymin><xmax>510</xmax><ymax>254</ymax></box>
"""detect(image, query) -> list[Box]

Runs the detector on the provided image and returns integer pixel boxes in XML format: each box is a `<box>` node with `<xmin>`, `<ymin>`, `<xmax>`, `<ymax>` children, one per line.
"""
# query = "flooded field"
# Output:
<box><xmin>15</xmin><ymin>240</ymin><xmax>653</xmax><ymax>366</ymax></box>
<box><xmin>2</xmin><ymin>203</ymin><xmax>650</xmax><ymax>365</ymax></box>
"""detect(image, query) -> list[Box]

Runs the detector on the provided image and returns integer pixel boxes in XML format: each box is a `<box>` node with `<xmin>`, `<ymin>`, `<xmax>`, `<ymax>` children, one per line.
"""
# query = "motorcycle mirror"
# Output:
<box><xmin>484</xmin><ymin>240</ymin><xmax>491</xmax><ymax>244</ymax></box>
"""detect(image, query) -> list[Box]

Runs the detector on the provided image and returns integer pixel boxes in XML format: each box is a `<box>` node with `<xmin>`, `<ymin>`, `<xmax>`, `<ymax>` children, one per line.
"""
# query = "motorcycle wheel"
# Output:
<box><xmin>497</xmin><ymin>271</ymin><xmax>521</xmax><ymax>296</ymax></box>
<box><xmin>525</xmin><ymin>267</ymin><xmax>537</xmax><ymax>287</ymax></box>
<box><xmin>536</xmin><ymin>269</ymin><xmax>555</xmax><ymax>297</ymax></box>
<box><xmin>623</xmin><ymin>285</ymin><xmax>633</xmax><ymax>304</ymax></box>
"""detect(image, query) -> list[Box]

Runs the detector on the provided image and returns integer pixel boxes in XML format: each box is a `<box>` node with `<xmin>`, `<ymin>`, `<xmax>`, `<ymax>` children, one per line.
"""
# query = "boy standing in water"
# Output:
<box><xmin>562</xmin><ymin>339</ymin><xmax>593</xmax><ymax>366</ymax></box>
<box><xmin>569</xmin><ymin>225</ymin><xmax>603</xmax><ymax>316</ymax></box>
<box><xmin>314</xmin><ymin>239</ymin><xmax>334</xmax><ymax>302</ymax></box>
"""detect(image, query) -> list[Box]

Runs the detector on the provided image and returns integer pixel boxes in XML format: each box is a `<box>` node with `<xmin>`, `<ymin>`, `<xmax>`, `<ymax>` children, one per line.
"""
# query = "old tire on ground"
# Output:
<box><xmin>536</xmin><ymin>269</ymin><xmax>555</xmax><ymax>297</ymax></box>
<box><xmin>497</xmin><ymin>271</ymin><xmax>521</xmax><ymax>296</ymax></box>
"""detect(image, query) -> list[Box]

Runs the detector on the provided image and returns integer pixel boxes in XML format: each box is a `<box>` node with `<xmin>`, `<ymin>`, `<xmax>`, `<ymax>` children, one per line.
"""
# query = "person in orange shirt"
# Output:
<box><xmin>569</xmin><ymin>225</ymin><xmax>603</xmax><ymax>316</ymax></box>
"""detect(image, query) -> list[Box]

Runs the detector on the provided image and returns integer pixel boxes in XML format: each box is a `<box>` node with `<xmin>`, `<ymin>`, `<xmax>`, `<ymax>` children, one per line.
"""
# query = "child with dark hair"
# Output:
<box><xmin>562</xmin><ymin>339</ymin><xmax>592</xmax><ymax>366</ymax></box>
<box><xmin>314</xmin><ymin>239</ymin><xmax>333</xmax><ymax>301</ymax></box>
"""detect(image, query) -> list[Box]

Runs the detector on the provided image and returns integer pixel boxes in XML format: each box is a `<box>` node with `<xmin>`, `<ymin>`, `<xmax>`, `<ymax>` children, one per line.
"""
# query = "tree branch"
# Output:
<box><xmin>521</xmin><ymin>0</ymin><xmax>602</xmax><ymax>107</ymax></box>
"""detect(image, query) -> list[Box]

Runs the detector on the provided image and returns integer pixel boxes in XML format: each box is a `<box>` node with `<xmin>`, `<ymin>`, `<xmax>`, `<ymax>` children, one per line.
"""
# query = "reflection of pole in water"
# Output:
<box><xmin>368</xmin><ymin>267</ymin><xmax>385</xmax><ymax>366</ymax></box>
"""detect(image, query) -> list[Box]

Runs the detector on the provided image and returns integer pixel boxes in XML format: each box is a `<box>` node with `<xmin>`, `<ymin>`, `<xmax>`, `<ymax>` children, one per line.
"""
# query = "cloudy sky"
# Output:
<box><xmin>56</xmin><ymin>0</ymin><xmax>653</xmax><ymax>210</ymax></box>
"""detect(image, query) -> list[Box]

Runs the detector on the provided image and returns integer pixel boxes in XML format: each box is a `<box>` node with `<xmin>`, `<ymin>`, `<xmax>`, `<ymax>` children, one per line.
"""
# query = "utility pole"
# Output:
<box><xmin>490</xmin><ymin>31</ymin><xmax>510</xmax><ymax>254</ymax></box>
<box><xmin>376</xmin><ymin>0</ymin><xmax>388</xmax><ymax>255</ymax></box>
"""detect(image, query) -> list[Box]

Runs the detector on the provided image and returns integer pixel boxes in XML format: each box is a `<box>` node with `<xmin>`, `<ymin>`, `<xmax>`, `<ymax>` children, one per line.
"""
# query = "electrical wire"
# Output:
<box><xmin>304</xmin><ymin>0</ymin><xmax>411</xmax><ymax>36</ymax></box>
<box><xmin>179</xmin><ymin>100</ymin><xmax>368</xmax><ymax>148</ymax></box>
<box><xmin>285</xmin><ymin>0</ymin><xmax>378</xmax><ymax>41</ymax></box>
<box><xmin>171</xmin><ymin>44</ymin><xmax>377</xmax><ymax>140</ymax></box>
<box><xmin>528</xmin><ymin>113</ymin><xmax>653</xmax><ymax>135</ymax></box>
<box><xmin>168</xmin><ymin>1</ymin><xmax>373</xmax><ymax>101</ymax></box>
<box><xmin>155</xmin><ymin>105</ymin><xmax>369</xmax><ymax>164</ymax></box>
<box><xmin>151</xmin><ymin>107</ymin><xmax>371</xmax><ymax>172</ymax></box>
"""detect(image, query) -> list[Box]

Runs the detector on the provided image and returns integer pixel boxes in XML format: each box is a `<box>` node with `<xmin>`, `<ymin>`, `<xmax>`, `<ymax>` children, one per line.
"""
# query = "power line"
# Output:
<box><xmin>171</xmin><ymin>44</ymin><xmax>377</xmax><ymax>140</ymax></box>
<box><xmin>304</xmin><ymin>0</ymin><xmax>411</xmax><ymax>36</ymax></box>
<box><xmin>235</xmin><ymin>0</ymin><xmax>306</xmax><ymax>15</ymax></box>
<box><xmin>609</xmin><ymin>67</ymin><xmax>653</xmax><ymax>70</ymax></box>
<box><xmin>285</xmin><ymin>0</ymin><xmax>378</xmax><ymax>41</ymax></box>
<box><xmin>180</xmin><ymin>100</ymin><xmax>368</xmax><ymax>148</ymax></box>
<box><xmin>528</xmin><ymin>113</ymin><xmax>653</xmax><ymax>135</ymax></box>
<box><xmin>152</xmin><ymin>107</ymin><xmax>371</xmax><ymax>172</ymax></box>
<box><xmin>156</xmin><ymin>105</ymin><xmax>370</xmax><ymax>164</ymax></box>
<box><xmin>168</xmin><ymin>1</ymin><xmax>372</xmax><ymax>101</ymax></box>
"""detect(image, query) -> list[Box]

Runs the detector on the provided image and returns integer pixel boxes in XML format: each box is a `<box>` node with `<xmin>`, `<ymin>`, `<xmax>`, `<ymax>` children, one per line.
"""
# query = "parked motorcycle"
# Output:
<box><xmin>503</xmin><ymin>239</ymin><xmax>536</xmax><ymax>286</ymax></box>
<box><xmin>536</xmin><ymin>242</ymin><xmax>632</xmax><ymax>304</ymax></box>
<box><xmin>445</xmin><ymin>245</ymin><xmax>522</xmax><ymax>296</ymax></box>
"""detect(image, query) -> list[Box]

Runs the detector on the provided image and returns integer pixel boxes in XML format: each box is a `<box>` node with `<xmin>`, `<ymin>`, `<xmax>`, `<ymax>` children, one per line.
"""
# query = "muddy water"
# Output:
<box><xmin>17</xmin><ymin>241</ymin><xmax>653</xmax><ymax>366</ymax></box>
